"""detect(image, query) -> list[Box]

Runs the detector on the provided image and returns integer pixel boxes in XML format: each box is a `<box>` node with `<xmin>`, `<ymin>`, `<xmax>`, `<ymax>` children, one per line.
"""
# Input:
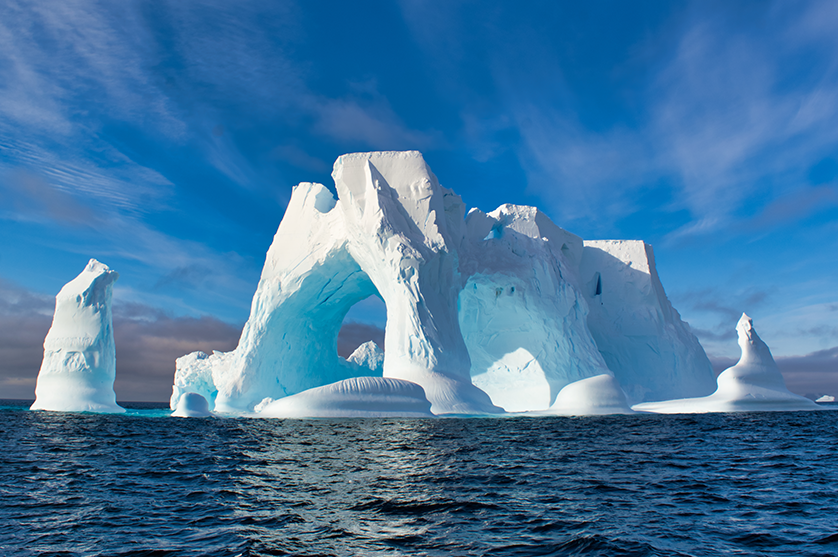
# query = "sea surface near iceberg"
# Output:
<box><xmin>2</xmin><ymin>400</ymin><xmax>837</xmax><ymax>557</ymax></box>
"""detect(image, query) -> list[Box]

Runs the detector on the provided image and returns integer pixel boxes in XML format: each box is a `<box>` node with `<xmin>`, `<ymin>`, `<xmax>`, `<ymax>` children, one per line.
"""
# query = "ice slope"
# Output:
<box><xmin>580</xmin><ymin>241</ymin><xmax>716</xmax><ymax>403</ymax></box>
<box><xmin>256</xmin><ymin>376</ymin><xmax>433</xmax><ymax>418</ymax></box>
<box><xmin>546</xmin><ymin>374</ymin><xmax>634</xmax><ymax>416</ymax></box>
<box><xmin>458</xmin><ymin>205</ymin><xmax>614</xmax><ymax>412</ymax></box>
<box><xmin>172</xmin><ymin>392</ymin><xmax>212</xmax><ymax>417</ymax></box>
<box><xmin>31</xmin><ymin>259</ymin><xmax>123</xmax><ymax>413</ymax></box>
<box><xmin>635</xmin><ymin>314</ymin><xmax>820</xmax><ymax>413</ymax></box>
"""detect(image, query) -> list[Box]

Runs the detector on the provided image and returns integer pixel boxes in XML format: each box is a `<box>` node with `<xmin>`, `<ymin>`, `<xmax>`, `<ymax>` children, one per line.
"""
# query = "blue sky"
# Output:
<box><xmin>1</xmin><ymin>0</ymin><xmax>836</xmax><ymax>400</ymax></box>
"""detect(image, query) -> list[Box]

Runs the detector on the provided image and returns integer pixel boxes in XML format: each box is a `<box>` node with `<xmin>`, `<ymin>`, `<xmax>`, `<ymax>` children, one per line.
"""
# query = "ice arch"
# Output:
<box><xmin>176</xmin><ymin>182</ymin><xmax>383</xmax><ymax>413</ymax></box>
<box><xmin>175</xmin><ymin>153</ymin><xmax>500</xmax><ymax>415</ymax></box>
<box><xmin>458</xmin><ymin>205</ymin><xmax>614</xmax><ymax>412</ymax></box>
<box><xmin>337</xmin><ymin>294</ymin><xmax>386</xmax><ymax>359</ymax></box>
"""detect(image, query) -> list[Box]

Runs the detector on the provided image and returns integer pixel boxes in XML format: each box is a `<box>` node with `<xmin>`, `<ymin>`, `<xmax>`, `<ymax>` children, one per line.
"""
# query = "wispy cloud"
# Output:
<box><xmin>399</xmin><ymin>1</ymin><xmax>838</xmax><ymax>237</ymax></box>
<box><xmin>0</xmin><ymin>135</ymin><xmax>174</xmax><ymax>219</ymax></box>
<box><xmin>311</xmin><ymin>97</ymin><xmax>438</xmax><ymax>151</ymax></box>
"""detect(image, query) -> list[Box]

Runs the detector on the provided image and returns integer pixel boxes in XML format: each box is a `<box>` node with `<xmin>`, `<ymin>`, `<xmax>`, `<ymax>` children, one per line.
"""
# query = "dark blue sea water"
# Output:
<box><xmin>2</xmin><ymin>400</ymin><xmax>837</xmax><ymax>557</ymax></box>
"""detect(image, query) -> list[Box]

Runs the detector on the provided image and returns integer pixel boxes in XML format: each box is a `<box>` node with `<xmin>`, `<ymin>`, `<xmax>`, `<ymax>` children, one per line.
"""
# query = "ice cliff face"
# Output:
<box><xmin>172</xmin><ymin>151</ymin><xmax>715</xmax><ymax>416</ymax></box>
<box><xmin>580</xmin><ymin>241</ymin><xmax>716</xmax><ymax>403</ymax></box>
<box><xmin>31</xmin><ymin>259</ymin><xmax>123</xmax><ymax>413</ymax></box>
<box><xmin>635</xmin><ymin>314</ymin><xmax>819</xmax><ymax>413</ymax></box>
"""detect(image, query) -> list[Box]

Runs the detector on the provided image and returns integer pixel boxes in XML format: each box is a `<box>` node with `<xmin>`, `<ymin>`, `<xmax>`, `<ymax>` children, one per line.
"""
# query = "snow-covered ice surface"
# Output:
<box><xmin>255</xmin><ymin>377</ymin><xmax>433</xmax><ymax>418</ymax></box>
<box><xmin>545</xmin><ymin>374</ymin><xmax>634</xmax><ymax>416</ymax></box>
<box><xmin>635</xmin><ymin>314</ymin><xmax>821</xmax><ymax>414</ymax></box>
<box><xmin>172</xmin><ymin>392</ymin><xmax>212</xmax><ymax>417</ymax></box>
<box><xmin>171</xmin><ymin>151</ymin><xmax>727</xmax><ymax>417</ymax></box>
<box><xmin>31</xmin><ymin>259</ymin><xmax>124</xmax><ymax>413</ymax></box>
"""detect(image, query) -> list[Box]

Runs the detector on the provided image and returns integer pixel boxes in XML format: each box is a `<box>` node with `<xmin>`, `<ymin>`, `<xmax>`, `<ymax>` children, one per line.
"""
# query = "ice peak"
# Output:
<box><xmin>84</xmin><ymin>258</ymin><xmax>111</xmax><ymax>274</ymax></box>
<box><xmin>737</xmin><ymin>312</ymin><xmax>754</xmax><ymax>336</ymax></box>
<box><xmin>736</xmin><ymin>312</ymin><xmax>762</xmax><ymax>347</ymax></box>
<box><xmin>735</xmin><ymin>312</ymin><xmax>773</xmax><ymax>366</ymax></box>
<box><xmin>335</xmin><ymin>150</ymin><xmax>425</xmax><ymax>166</ymax></box>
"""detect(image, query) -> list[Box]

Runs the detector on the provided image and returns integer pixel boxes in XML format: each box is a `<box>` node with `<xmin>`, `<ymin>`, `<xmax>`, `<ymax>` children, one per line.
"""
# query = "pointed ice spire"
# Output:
<box><xmin>718</xmin><ymin>313</ymin><xmax>788</xmax><ymax>391</ymax></box>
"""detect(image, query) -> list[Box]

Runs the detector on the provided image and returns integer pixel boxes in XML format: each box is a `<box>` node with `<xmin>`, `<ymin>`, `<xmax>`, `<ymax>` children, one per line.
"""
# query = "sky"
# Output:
<box><xmin>1</xmin><ymin>0</ymin><xmax>836</xmax><ymax>401</ymax></box>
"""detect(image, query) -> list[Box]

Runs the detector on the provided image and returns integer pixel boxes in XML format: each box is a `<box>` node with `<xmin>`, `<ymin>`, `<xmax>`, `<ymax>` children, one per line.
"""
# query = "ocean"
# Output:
<box><xmin>2</xmin><ymin>400</ymin><xmax>837</xmax><ymax>557</ymax></box>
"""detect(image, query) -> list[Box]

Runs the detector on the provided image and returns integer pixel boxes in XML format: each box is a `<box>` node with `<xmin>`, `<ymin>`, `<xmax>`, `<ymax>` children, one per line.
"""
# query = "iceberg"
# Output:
<box><xmin>634</xmin><ymin>314</ymin><xmax>820</xmax><ymax>413</ymax></box>
<box><xmin>347</xmin><ymin>341</ymin><xmax>385</xmax><ymax>375</ymax></box>
<box><xmin>171</xmin><ymin>151</ymin><xmax>717</xmax><ymax>417</ymax></box>
<box><xmin>31</xmin><ymin>259</ymin><xmax>124</xmax><ymax>413</ymax></box>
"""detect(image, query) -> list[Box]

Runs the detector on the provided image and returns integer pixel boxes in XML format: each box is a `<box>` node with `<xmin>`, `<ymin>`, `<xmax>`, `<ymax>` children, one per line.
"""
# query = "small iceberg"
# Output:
<box><xmin>31</xmin><ymin>259</ymin><xmax>124</xmax><ymax>413</ymax></box>
<box><xmin>635</xmin><ymin>314</ymin><xmax>820</xmax><ymax>414</ymax></box>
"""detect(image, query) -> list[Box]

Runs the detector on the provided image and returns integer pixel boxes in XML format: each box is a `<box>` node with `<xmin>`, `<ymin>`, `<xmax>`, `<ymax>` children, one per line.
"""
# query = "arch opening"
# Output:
<box><xmin>337</xmin><ymin>293</ymin><xmax>387</xmax><ymax>360</ymax></box>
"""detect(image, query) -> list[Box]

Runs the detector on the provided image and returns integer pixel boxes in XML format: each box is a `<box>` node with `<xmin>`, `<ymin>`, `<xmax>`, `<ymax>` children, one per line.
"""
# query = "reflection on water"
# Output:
<box><xmin>2</xmin><ymin>400</ymin><xmax>837</xmax><ymax>556</ymax></box>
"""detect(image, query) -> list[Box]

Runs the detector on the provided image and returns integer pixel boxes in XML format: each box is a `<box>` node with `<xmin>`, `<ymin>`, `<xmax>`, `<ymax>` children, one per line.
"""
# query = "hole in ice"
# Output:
<box><xmin>337</xmin><ymin>294</ymin><xmax>386</xmax><ymax>358</ymax></box>
<box><xmin>561</xmin><ymin>243</ymin><xmax>570</xmax><ymax>256</ymax></box>
<box><xmin>483</xmin><ymin>223</ymin><xmax>504</xmax><ymax>241</ymax></box>
<box><xmin>313</xmin><ymin>186</ymin><xmax>337</xmax><ymax>213</ymax></box>
<box><xmin>594</xmin><ymin>273</ymin><xmax>602</xmax><ymax>296</ymax></box>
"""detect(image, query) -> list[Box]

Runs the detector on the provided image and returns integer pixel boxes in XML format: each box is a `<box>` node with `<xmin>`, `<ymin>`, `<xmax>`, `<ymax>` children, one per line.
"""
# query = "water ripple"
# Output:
<box><xmin>1</xmin><ymin>401</ymin><xmax>837</xmax><ymax>556</ymax></box>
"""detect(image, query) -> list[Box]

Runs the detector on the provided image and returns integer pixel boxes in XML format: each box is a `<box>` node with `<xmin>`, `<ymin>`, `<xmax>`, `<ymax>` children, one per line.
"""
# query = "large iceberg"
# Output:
<box><xmin>635</xmin><ymin>314</ymin><xmax>820</xmax><ymax>413</ymax></box>
<box><xmin>31</xmin><ymin>259</ymin><xmax>123</xmax><ymax>413</ymax></box>
<box><xmin>171</xmin><ymin>151</ymin><xmax>717</xmax><ymax>417</ymax></box>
